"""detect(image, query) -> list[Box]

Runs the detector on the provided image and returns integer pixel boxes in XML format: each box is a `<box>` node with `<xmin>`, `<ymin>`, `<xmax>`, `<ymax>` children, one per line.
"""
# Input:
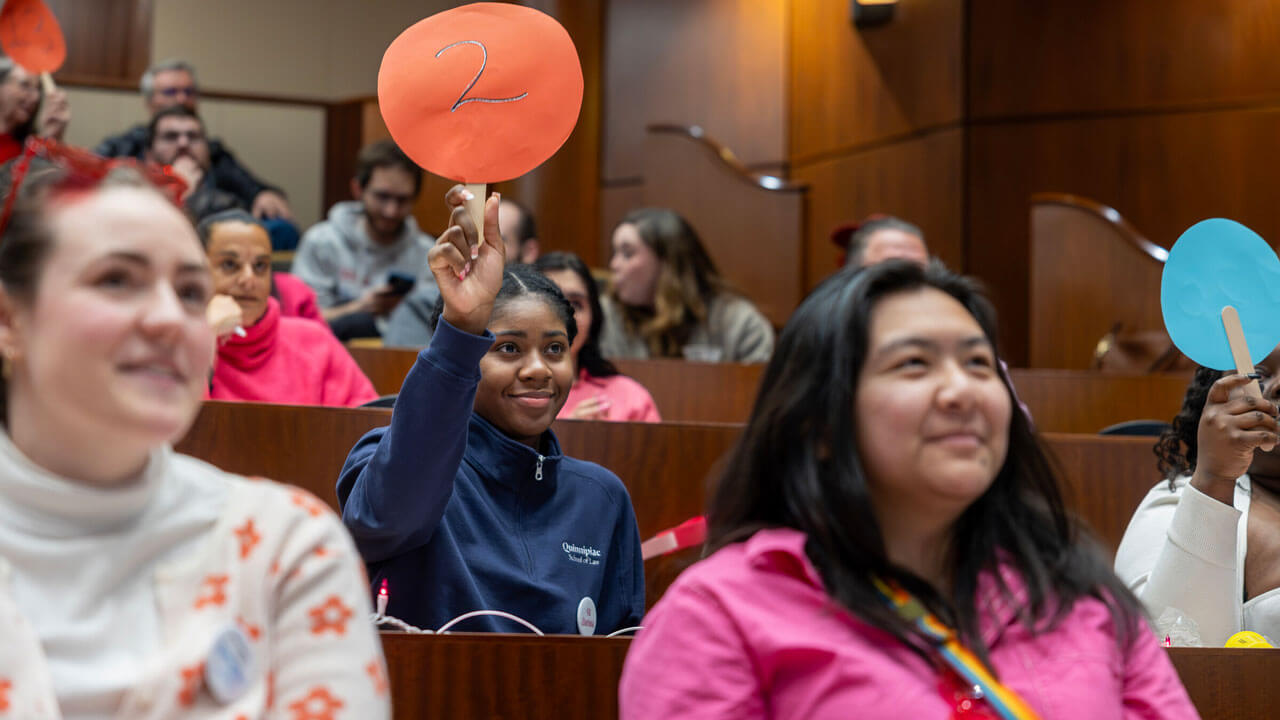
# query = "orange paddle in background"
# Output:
<box><xmin>378</xmin><ymin>2</ymin><xmax>583</xmax><ymax>233</ymax></box>
<box><xmin>0</xmin><ymin>0</ymin><xmax>66</xmax><ymax>129</ymax></box>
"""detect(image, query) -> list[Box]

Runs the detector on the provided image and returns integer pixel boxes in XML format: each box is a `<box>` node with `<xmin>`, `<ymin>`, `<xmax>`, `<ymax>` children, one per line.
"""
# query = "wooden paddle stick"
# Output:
<box><xmin>1222</xmin><ymin>305</ymin><xmax>1263</xmax><ymax>399</ymax></box>
<box><xmin>463</xmin><ymin>182</ymin><xmax>486</xmax><ymax>256</ymax></box>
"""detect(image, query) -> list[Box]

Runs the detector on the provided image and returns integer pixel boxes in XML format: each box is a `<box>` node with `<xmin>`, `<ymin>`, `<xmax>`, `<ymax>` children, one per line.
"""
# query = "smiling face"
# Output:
<box><xmin>207</xmin><ymin>220</ymin><xmax>273</xmax><ymax>326</ymax></box>
<box><xmin>609</xmin><ymin>223</ymin><xmax>661</xmax><ymax>308</ymax></box>
<box><xmin>0</xmin><ymin>186</ymin><xmax>215</xmax><ymax>469</ymax></box>
<box><xmin>0</xmin><ymin>65</ymin><xmax>39</xmax><ymax>133</ymax></box>
<box><xmin>854</xmin><ymin>287</ymin><xmax>1012</xmax><ymax>525</ymax></box>
<box><xmin>474</xmin><ymin>296</ymin><xmax>575</xmax><ymax>448</ymax></box>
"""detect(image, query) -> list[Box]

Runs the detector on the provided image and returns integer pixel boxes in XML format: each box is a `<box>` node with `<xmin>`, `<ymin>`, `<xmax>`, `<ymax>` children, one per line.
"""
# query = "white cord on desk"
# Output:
<box><xmin>605</xmin><ymin>626</ymin><xmax>644</xmax><ymax>637</ymax></box>
<box><xmin>370</xmin><ymin>610</ymin><xmax>544</xmax><ymax>635</ymax></box>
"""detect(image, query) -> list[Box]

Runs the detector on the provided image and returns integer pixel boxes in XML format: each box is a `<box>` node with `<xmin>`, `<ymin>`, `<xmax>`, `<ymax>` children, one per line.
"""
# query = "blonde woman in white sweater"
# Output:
<box><xmin>0</xmin><ymin>146</ymin><xmax>388</xmax><ymax>719</ymax></box>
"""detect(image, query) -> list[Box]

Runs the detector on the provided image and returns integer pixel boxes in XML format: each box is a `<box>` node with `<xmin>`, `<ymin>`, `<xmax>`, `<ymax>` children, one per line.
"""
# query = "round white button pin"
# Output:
<box><xmin>205</xmin><ymin>625</ymin><xmax>253</xmax><ymax>704</ymax></box>
<box><xmin>577</xmin><ymin>596</ymin><xmax>597</xmax><ymax>636</ymax></box>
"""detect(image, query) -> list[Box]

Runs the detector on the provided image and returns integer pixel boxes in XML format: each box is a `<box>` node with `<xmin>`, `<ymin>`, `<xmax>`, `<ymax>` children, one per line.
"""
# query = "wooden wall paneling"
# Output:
<box><xmin>968</xmin><ymin>0</ymin><xmax>1280</xmax><ymax>119</ymax></box>
<box><xmin>640</xmin><ymin>127</ymin><xmax>806</xmax><ymax>325</ymax></box>
<box><xmin>967</xmin><ymin>107</ymin><xmax>1280</xmax><ymax>366</ymax></box>
<box><xmin>1168</xmin><ymin>648</ymin><xmax>1280</xmax><ymax>720</ymax></box>
<box><xmin>792</xmin><ymin>129</ymin><xmax>963</xmax><ymax>291</ymax></box>
<box><xmin>599</xmin><ymin>181</ymin><xmax>645</xmax><ymax>261</ymax></box>
<box><xmin>1028</xmin><ymin>195</ymin><xmax>1168</xmax><ymax>369</ymax></box>
<box><xmin>788</xmin><ymin>0</ymin><xmax>964</xmax><ymax>161</ymax></box>
<box><xmin>48</xmin><ymin>0</ymin><xmax>152</xmax><ymax>85</ymax></box>
<box><xmin>322</xmin><ymin>99</ymin><xmax>366</xmax><ymax>215</ymax></box>
<box><xmin>491</xmin><ymin>0</ymin><xmax>604</xmax><ymax>265</ymax></box>
<box><xmin>602</xmin><ymin>0</ymin><xmax>789</xmax><ymax>182</ymax></box>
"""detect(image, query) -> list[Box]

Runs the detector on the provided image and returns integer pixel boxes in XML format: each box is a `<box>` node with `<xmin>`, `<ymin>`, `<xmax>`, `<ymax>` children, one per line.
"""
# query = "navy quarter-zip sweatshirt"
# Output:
<box><xmin>337</xmin><ymin>318</ymin><xmax>645</xmax><ymax>634</ymax></box>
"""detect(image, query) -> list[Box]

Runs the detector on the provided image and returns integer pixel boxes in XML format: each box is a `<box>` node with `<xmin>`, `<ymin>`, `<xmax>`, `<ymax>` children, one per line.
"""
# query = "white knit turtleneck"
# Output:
<box><xmin>0</xmin><ymin>431</ymin><xmax>228</xmax><ymax>720</ymax></box>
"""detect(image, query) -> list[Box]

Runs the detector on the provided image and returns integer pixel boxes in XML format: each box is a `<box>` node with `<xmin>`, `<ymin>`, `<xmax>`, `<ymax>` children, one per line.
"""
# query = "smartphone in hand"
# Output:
<box><xmin>382</xmin><ymin>270</ymin><xmax>417</xmax><ymax>296</ymax></box>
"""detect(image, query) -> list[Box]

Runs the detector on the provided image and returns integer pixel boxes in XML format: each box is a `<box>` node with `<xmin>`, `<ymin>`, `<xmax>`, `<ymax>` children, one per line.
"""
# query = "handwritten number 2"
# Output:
<box><xmin>435</xmin><ymin>40</ymin><xmax>528</xmax><ymax>112</ymax></box>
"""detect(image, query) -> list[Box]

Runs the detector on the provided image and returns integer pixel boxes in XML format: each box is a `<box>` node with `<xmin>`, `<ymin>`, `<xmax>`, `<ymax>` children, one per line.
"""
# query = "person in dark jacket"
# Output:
<box><xmin>337</xmin><ymin>186</ymin><xmax>645</xmax><ymax>635</ymax></box>
<box><xmin>94</xmin><ymin>58</ymin><xmax>292</xmax><ymax>220</ymax></box>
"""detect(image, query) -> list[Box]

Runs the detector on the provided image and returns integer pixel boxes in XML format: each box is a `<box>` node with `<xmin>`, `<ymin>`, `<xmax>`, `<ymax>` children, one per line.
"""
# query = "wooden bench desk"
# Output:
<box><xmin>380</xmin><ymin>631</ymin><xmax>1280</xmax><ymax>720</ymax></box>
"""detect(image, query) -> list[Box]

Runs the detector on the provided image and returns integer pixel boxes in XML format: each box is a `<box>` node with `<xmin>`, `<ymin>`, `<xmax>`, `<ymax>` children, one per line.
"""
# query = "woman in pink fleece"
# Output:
<box><xmin>619</xmin><ymin>260</ymin><xmax>1198</xmax><ymax>720</ymax></box>
<box><xmin>202</xmin><ymin>209</ymin><xmax>378</xmax><ymax>406</ymax></box>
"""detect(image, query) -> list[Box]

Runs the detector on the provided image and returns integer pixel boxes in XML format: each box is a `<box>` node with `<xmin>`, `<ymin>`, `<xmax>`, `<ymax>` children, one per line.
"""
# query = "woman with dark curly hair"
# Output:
<box><xmin>1115</xmin><ymin>351</ymin><xmax>1280</xmax><ymax>646</ymax></box>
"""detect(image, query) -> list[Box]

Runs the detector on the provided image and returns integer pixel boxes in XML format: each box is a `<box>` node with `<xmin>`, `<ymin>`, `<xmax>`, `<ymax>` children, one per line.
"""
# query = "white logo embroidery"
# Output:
<box><xmin>562</xmin><ymin>542</ymin><xmax>602</xmax><ymax>566</ymax></box>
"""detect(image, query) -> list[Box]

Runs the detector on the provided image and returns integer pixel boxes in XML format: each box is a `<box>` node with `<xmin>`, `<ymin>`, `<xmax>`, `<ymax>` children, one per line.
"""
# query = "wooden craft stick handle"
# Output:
<box><xmin>463</xmin><ymin>182</ymin><xmax>486</xmax><ymax>254</ymax></box>
<box><xmin>1222</xmin><ymin>306</ymin><xmax>1263</xmax><ymax>399</ymax></box>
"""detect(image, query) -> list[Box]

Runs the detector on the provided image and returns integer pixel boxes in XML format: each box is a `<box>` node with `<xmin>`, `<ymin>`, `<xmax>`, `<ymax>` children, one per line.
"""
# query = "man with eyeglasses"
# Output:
<box><xmin>94</xmin><ymin>58</ymin><xmax>293</xmax><ymax>222</ymax></box>
<box><xmin>291</xmin><ymin>139</ymin><xmax>437</xmax><ymax>340</ymax></box>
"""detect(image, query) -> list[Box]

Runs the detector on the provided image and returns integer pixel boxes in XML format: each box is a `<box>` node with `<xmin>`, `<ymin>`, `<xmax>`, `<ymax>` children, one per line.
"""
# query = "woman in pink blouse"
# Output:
<box><xmin>619</xmin><ymin>260</ymin><xmax>1197</xmax><ymax>719</ymax></box>
<box><xmin>534</xmin><ymin>252</ymin><xmax>660</xmax><ymax>422</ymax></box>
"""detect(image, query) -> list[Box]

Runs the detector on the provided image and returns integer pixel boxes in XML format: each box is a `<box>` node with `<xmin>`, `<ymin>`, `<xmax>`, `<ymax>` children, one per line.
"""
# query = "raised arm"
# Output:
<box><xmin>336</xmin><ymin>187</ymin><xmax>505</xmax><ymax>562</ymax></box>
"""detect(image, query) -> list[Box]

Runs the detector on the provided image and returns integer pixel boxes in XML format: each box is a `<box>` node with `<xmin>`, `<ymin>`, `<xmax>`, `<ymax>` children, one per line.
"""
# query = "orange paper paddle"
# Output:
<box><xmin>0</xmin><ymin>0</ymin><xmax>65</xmax><ymax>73</ymax></box>
<box><xmin>378</xmin><ymin>2</ymin><xmax>584</xmax><ymax>229</ymax></box>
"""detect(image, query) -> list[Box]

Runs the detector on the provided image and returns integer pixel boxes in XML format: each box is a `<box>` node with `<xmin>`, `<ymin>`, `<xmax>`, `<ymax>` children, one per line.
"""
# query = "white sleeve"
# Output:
<box><xmin>1114</xmin><ymin>479</ymin><xmax>1242</xmax><ymax>646</ymax></box>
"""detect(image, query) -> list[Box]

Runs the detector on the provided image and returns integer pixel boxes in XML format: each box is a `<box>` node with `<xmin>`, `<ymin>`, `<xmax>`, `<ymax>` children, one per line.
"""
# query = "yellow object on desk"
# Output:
<box><xmin>1224</xmin><ymin>631</ymin><xmax>1275</xmax><ymax>649</ymax></box>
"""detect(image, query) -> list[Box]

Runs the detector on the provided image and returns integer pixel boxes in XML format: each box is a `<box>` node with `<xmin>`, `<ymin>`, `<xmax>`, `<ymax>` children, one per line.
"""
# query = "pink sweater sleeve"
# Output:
<box><xmin>321</xmin><ymin>337</ymin><xmax>379</xmax><ymax>407</ymax></box>
<box><xmin>619</xmin><ymin>580</ymin><xmax>765</xmax><ymax>720</ymax></box>
<box><xmin>1120</xmin><ymin>621</ymin><xmax>1201</xmax><ymax>719</ymax></box>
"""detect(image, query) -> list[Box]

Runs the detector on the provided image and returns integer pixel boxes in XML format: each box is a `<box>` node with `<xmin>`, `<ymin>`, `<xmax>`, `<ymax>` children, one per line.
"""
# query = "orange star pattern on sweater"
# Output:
<box><xmin>234</xmin><ymin>518</ymin><xmax>261</xmax><ymax>559</ymax></box>
<box><xmin>290</xmin><ymin>491</ymin><xmax>328</xmax><ymax>518</ymax></box>
<box><xmin>287</xmin><ymin>686</ymin><xmax>344</xmax><ymax>720</ymax></box>
<box><xmin>308</xmin><ymin>595</ymin><xmax>353</xmax><ymax>636</ymax></box>
<box><xmin>177</xmin><ymin>663</ymin><xmax>204</xmax><ymax>706</ymax></box>
<box><xmin>194</xmin><ymin>574</ymin><xmax>229</xmax><ymax>609</ymax></box>
<box><xmin>366</xmin><ymin>659</ymin><xmax>388</xmax><ymax>695</ymax></box>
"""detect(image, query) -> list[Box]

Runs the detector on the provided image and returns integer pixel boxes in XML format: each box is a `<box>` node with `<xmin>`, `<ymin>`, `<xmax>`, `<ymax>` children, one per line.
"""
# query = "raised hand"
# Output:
<box><xmin>1192</xmin><ymin>373</ymin><xmax>1280</xmax><ymax>504</ymax></box>
<box><xmin>429</xmin><ymin>186</ymin><xmax>505</xmax><ymax>335</ymax></box>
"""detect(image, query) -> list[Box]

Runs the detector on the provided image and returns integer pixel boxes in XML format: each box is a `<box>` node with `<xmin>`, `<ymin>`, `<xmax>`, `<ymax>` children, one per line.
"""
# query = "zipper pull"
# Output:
<box><xmin>535</xmin><ymin>454</ymin><xmax>544</xmax><ymax>482</ymax></box>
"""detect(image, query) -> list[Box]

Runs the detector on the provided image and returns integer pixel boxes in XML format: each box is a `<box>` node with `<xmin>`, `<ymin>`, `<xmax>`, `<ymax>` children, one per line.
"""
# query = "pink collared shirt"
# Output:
<box><xmin>559</xmin><ymin>368</ymin><xmax>661</xmax><ymax>422</ymax></box>
<box><xmin>619</xmin><ymin>528</ymin><xmax>1197</xmax><ymax>720</ymax></box>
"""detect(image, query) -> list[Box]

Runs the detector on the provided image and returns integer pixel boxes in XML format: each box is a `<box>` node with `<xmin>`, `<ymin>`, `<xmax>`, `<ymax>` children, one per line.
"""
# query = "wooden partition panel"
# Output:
<box><xmin>1009</xmin><ymin>369</ymin><xmax>1188</xmax><ymax>434</ymax></box>
<box><xmin>379</xmin><ymin>631</ymin><xmax>1280</xmax><ymax>720</ymax></box>
<box><xmin>1029</xmin><ymin>194</ymin><xmax>1168</xmax><ymax>369</ymax></box>
<box><xmin>640</xmin><ymin>126</ymin><xmax>806</xmax><ymax>326</ymax></box>
<box><xmin>967</xmin><ymin>106</ymin><xmax>1280</xmax><ymax>365</ymax></box>
<box><xmin>1044</xmin><ymin>433</ymin><xmax>1157</xmax><ymax>558</ymax></box>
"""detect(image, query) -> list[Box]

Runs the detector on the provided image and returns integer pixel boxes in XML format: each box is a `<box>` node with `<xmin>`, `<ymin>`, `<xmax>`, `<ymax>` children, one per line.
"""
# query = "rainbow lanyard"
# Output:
<box><xmin>873</xmin><ymin>577</ymin><xmax>1043</xmax><ymax>720</ymax></box>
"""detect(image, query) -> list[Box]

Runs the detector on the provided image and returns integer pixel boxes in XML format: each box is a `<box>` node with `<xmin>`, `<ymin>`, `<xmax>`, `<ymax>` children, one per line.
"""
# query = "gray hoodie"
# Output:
<box><xmin>292</xmin><ymin>201</ymin><xmax>437</xmax><ymax>308</ymax></box>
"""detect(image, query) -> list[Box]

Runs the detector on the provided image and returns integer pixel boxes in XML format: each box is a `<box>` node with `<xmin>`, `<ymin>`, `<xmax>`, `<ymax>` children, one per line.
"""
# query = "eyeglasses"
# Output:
<box><xmin>0</xmin><ymin>137</ymin><xmax>187</xmax><ymax>238</ymax></box>
<box><xmin>156</xmin><ymin>86</ymin><xmax>198</xmax><ymax>99</ymax></box>
<box><xmin>155</xmin><ymin>130</ymin><xmax>205</xmax><ymax>144</ymax></box>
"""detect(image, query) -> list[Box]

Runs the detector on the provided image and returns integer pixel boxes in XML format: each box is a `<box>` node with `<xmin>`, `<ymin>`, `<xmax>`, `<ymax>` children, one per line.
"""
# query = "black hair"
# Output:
<box><xmin>354</xmin><ymin>139</ymin><xmax>423</xmax><ymax>196</ymax></box>
<box><xmin>533</xmin><ymin>252</ymin><xmax>618</xmax><ymax>378</ymax></box>
<box><xmin>428</xmin><ymin>264</ymin><xmax>577</xmax><ymax>346</ymax></box>
<box><xmin>1154</xmin><ymin>366</ymin><xmax>1221</xmax><ymax>487</ymax></box>
<box><xmin>195</xmin><ymin>208</ymin><xmax>264</xmax><ymax>248</ymax></box>
<box><xmin>707</xmin><ymin>259</ymin><xmax>1143</xmax><ymax>666</ymax></box>
<box><xmin>146</xmin><ymin>105</ymin><xmax>204</xmax><ymax>149</ymax></box>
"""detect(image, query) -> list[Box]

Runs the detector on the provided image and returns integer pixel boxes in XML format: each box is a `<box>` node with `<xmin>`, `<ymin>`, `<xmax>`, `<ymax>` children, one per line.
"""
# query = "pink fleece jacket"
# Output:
<box><xmin>272</xmin><ymin>271</ymin><xmax>325</xmax><ymax>324</ymax></box>
<box><xmin>559</xmin><ymin>368</ymin><xmax>661</xmax><ymax>422</ymax></box>
<box><xmin>210</xmin><ymin>298</ymin><xmax>378</xmax><ymax>407</ymax></box>
<box><xmin>620</xmin><ymin>528</ymin><xmax>1198</xmax><ymax>720</ymax></box>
